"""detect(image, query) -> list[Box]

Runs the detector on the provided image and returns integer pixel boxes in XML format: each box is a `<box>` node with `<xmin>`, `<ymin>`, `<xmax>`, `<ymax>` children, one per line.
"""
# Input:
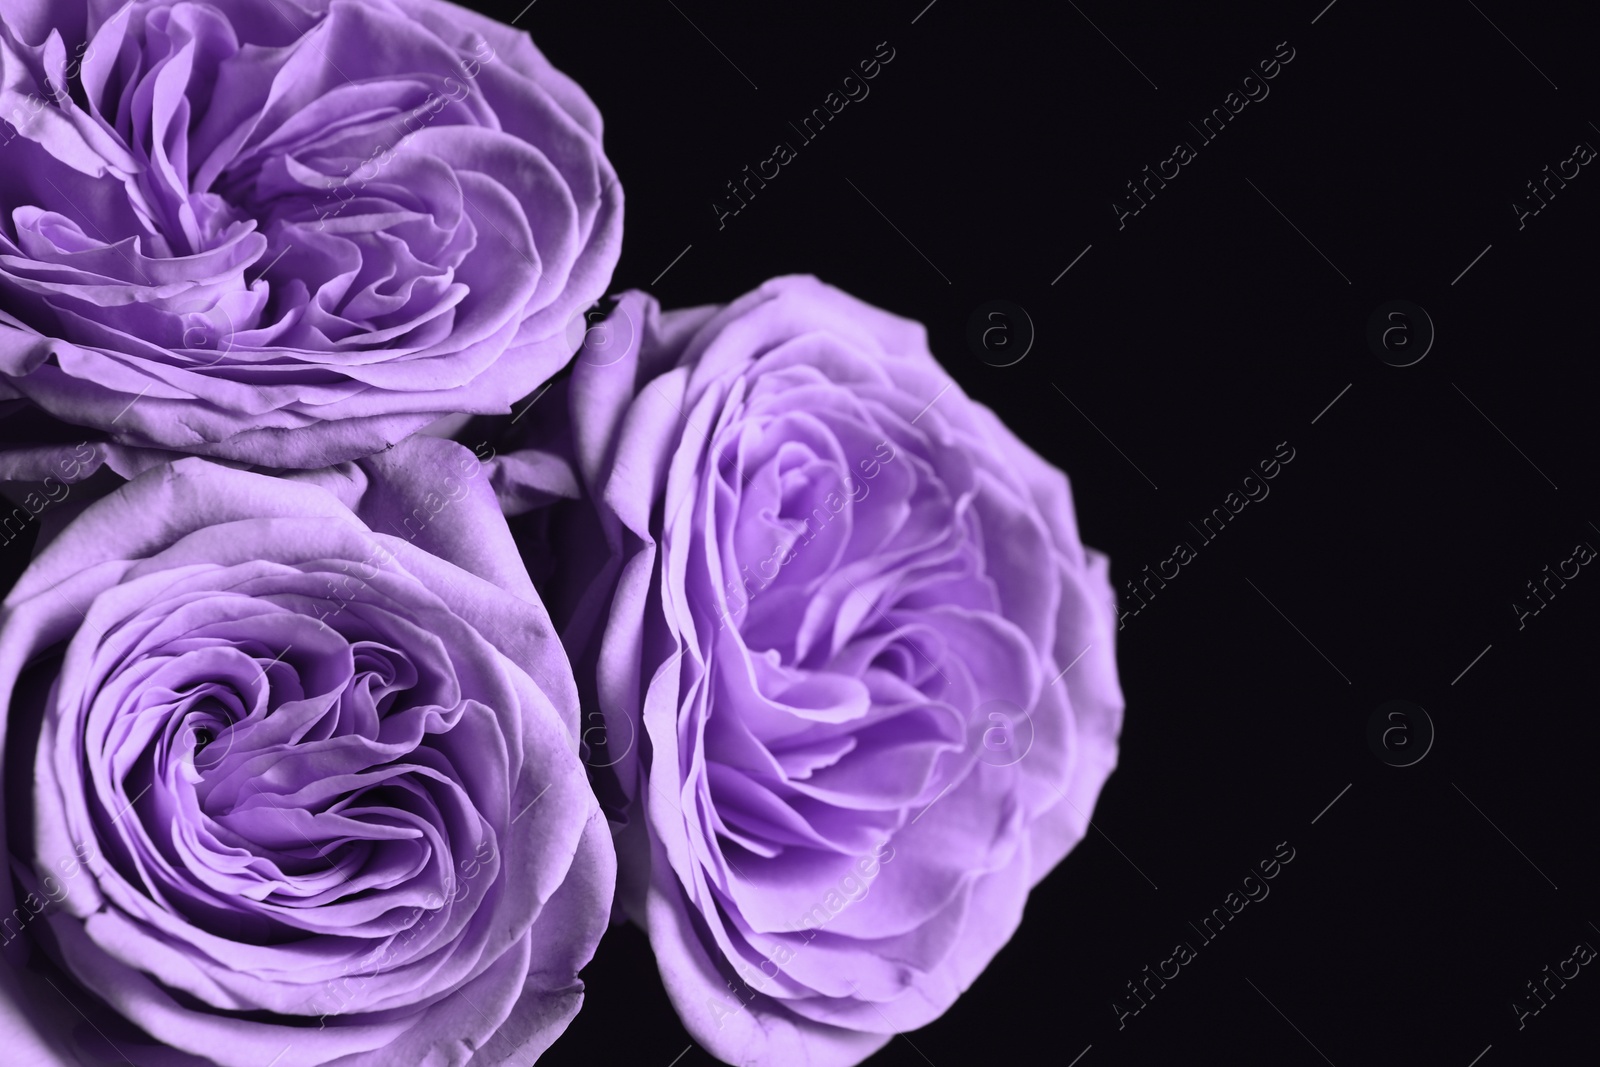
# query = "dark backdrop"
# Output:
<box><xmin>461</xmin><ymin>1</ymin><xmax>1599</xmax><ymax>1064</ymax></box>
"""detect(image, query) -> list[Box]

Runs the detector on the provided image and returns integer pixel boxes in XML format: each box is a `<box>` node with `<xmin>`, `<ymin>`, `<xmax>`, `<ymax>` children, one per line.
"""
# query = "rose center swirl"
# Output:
<box><xmin>75</xmin><ymin>585</ymin><xmax>494</xmax><ymax>943</ymax></box>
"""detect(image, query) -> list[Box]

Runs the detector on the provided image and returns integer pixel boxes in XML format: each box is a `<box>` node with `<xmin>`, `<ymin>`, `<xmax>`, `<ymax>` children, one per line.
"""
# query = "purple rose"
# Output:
<box><xmin>553</xmin><ymin>276</ymin><xmax>1124</xmax><ymax>1064</ymax></box>
<box><xmin>0</xmin><ymin>0</ymin><xmax>621</xmax><ymax>467</ymax></box>
<box><xmin>0</xmin><ymin>435</ymin><xmax>614</xmax><ymax>1065</ymax></box>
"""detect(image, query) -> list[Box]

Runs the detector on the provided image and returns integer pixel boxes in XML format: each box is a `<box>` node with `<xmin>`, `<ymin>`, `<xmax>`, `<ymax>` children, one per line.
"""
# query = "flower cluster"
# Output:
<box><xmin>0</xmin><ymin>4</ymin><xmax>1122</xmax><ymax>1066</ymax></box>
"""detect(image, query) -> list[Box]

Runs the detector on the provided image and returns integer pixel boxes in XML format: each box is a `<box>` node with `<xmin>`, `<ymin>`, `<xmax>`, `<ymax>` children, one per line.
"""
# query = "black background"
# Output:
<box><xmin>467</xmin><ymin>1</ymin><xmax>1600</xmax><ymax>1064</ymax></box>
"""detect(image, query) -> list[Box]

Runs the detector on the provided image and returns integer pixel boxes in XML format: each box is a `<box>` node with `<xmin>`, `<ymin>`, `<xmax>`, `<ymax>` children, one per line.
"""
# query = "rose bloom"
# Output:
<box><xmin>0</xmin><ymin>0</ymin><xmax>621</xmax><ymax>467</ymax></box>
<box><xmin>0</xmin><ymin>436</ymin><xmax>614</xmax><ymax>1065</ymax></box>
<box><xmin>544</xmin><ymin>276</ymin><xmax>1124</xmax><ymax>1065</ymax></box>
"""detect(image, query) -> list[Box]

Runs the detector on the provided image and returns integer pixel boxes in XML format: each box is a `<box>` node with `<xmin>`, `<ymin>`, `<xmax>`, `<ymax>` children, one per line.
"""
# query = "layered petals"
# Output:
<box><xmin>0</xmin><ymin>0</ymin><xmax>622</xmax><ymax>467</ymax></box>
<box><xmin>542</xmin><ymin>276</ymin><xmax>1124</xmax><ymax>1065</ymax></box>
<box><xmin>0</xmin><ymin>441</ymin><xmax>613</xmax><ymax>1064</ymax></box>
